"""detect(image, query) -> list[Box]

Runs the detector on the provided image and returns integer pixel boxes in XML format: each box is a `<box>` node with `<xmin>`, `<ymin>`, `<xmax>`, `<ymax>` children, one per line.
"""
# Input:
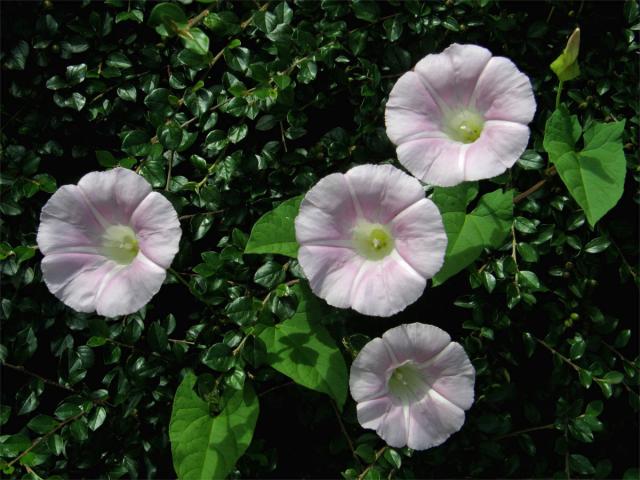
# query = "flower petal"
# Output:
<box><xmin>295</xmin><ymin>173</ymin><xmax>359</xmax><ymax>244</ymax></box>
<box><xmin>356</xmin><ymin>397</ymin><xmax>392</xmax><ymax>430</ymax></box>
<box><xmin>464</xmin><ymin>120</ymin><xmax>530</xmax><ymax>181</ymax></box>
<box><xmin>471</xmin><ymin>56</ymin><xmax>536</xmax><ymax>124</ymax></box>
<box><xmin>382</xmin><ymin>323</ymin><xmax>452</xmax><ymax>365</ymax></box>
<box><xmin>298</xmin><ymin>245</ymin><xmax>365</xmax><ymax>309</ymax></box>
<box><xmin>396</xmin><ymin>137</ymin><xmax>466</xmax><ymax>187</ymax></box>
<box><xmin>344</xmin><ymin>164</ymin><xmax>427</xmax><ymax>225</ymax></box>
<box><xmin>420</xmin><ymin>342</ymin><xmax>476</xmax><ymax>411</ymax></box>
<box><xmin>376</xmin><ymin>404</ymin><xmax>409</xmax><ymax>448</ymax></box>
<box><xmin>391</xmin><ymin>198</ymin><xmax>447</xmax><ymax>278</ymax></box>
<box><xmin>350</xmin><ymin>337</ymin><xmax>394</xmax><ymax>402</ymax></box>
<box><xmin>37</xmin><ymin>185</ymin><xmax>104</xmax><ymax>254</ymax></box>
<box><xmin>78</xmin><ymin>168</ymin><xmax>153</xmax><ymax>226</ymax></box>
<box><xmin>385</xmin><ymin>71</ymin><xmax>445</xmax><ymax>144</ymax></box>
<box><xmin>41</xmin><ymin>253</ymin><xmax>114</xmax><ymax>313</ymax></box>
<box><xmin>95</xmin><ymin>252</ymin><xmax>167</xmax><ymax>317</ymax></box>
<box><xmin>131</xmin><ymin>192</ymin><xmax>182</xmax><ymax>268</ymax></box>
<box><xmin>407</xmin><ymin>390</ymin><xmax>466</xmax><ymax>450</ymax></box>
<box><xmin>350</xmin><ymin>251</ymin><xmax>426</xmax><ymax>317</ymax></box>
<box><xmin>414</xmin><ymin>43</ymin><xmax>492</xmax><ymax>109</ymax></box>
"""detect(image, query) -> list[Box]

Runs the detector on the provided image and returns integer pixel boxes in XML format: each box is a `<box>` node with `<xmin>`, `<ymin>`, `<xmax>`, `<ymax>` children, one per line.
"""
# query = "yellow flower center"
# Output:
<box><xmin>444</xmin><ymin>109</ymin><xmax>485</xmax><ymax>144</ymax></box>
<box><xmin>352</xmin><ymin>222</ymin><xmax>394</xmax><ymax>261</ymax></box>
<box><xmin>101</xmin><ymin>225</ymin><xmax>139</xmax><ymax>265</ymax></box>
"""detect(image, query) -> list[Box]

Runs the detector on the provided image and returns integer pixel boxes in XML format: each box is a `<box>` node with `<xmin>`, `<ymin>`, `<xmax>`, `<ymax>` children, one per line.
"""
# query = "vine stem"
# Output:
<box><xmin>2</xmin><ymin>362</ymin><xmax>75</xmax><ymax>393</ymax></box>
<box><xmin>357</xmin><ymin>446</ymin><xmax>387</xmax><ymax>480</ymax></box>
<box><xmin>513</xmin><ymin>166</ymin><xmax>557</xmax><ymax>204</ymax></box>
<box><xmin>7</xmin><ymin>411</ymin><xmax>86</xmax><ymax>468</ymax></box>
<box><xmin>331</xmin><ymin>400</ymin><xmax>362</xmax><ymax>468</ymax></box>
<box><xmin>494</xmin><ymin>423</ymin><xmax>555</xmax><ymax>440</ymax></box>
<box><xmin>556</xmin><ymin>80</ymin><xmax>564</xmax><ymax>109</ymax></box>
<box><xmin>258</xmin><ymin>381</ymin><xmax>294</xmax><ymax>397</ymax></box>
<box><xmin>168</xmin><ymin>267</ymin><xmax>192</xmax><ymax>291</ymax></box>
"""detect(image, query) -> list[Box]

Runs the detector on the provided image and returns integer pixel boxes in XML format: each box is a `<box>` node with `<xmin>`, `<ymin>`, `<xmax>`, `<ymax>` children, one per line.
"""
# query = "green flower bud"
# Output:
<box><xmin>550</xmin><ymin>27</ymin><xmax>581</xmax><ymax>82</ymax></box>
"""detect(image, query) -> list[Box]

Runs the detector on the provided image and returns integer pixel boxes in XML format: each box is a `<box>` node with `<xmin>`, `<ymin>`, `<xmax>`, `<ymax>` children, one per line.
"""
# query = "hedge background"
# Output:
<box><xmin>1</xmin><ymin>0</ymin><xmax>638</xmax><ymax>478</ymax></box>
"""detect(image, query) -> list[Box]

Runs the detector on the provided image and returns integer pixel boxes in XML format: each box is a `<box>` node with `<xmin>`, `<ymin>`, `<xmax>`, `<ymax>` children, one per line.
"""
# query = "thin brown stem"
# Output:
<box><xmin>258</xmin><ymin>381</ymin><xmax>294</xmax><ymax>397</ymax></box>
<box><xmin>357</xmin><ymin>446</ymin><xmax>387</xmax><ymax>480</ymax></box>
<box><xmin>7</xmin><ymin>411</ymin><xmax>86</xmax><ymax>467</ymax></box>
<box><xmin>178</xmin><ymin>209</ymin><xmax>224</xmax><ymax>221</ymax></box>
<box><xmin>494</xmin><ymin>423</ymin><xmax>555</xmax><ymax>441</ymax></box>
<box><xmin>3</xmin><ymin>362</ymin><xmax>75</xmax><ymax>393</ymax></box>
<box><xmin>513</xmin><ymin>166</ymin><xmax>557</xmax><ymax>204</ymax></box>
<box><xmin>188</xmin><ymin>8</ymin><xmax>210</xmax><ymax>27</ymax></box>
<box><xmin>331</xmin><ymin>399</ymin><xmax>362</xmax><ymax>467</ymax></box>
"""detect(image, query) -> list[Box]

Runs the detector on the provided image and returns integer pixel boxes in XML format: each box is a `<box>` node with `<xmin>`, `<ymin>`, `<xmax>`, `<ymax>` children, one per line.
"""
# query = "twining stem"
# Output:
<box><xmin>331</xmin><ymin>400</ymin><xmax>362</xmax><ymax>468</ymax></box>
<box><xmin>7</xmin><ymin>411</ymin><xmax>86</xmax><ymax>468</ymax></box>
<box><xmin>168</xmin><ymin>267</ymin><xmax>192</xmax><ymax>291</ymax></box>
<box><xmin>494</xmin><ymin>423</ymin><xmax>555</xmax><ymax>441</ymax></box>
<box><xmin>357</xmin><ymin>446</ymin><xmax>387</xmax><ymax>480</ymax></box>
<box><xmin>165</xmin><ymin>150</ymin><xmax>174</xmax><ymax>191</ymax></box>
<box><xmin>3</xmin><ymin>362</ymin><xmax>75</xmax><ymax>393</ymax></box>
<box><xmin>555</xmin><ymin>80</ymin><xmax>564</xmax><ymax>109</ymax></box>
<box><xmin>258</xmin><ymin>381</ymin><xmax>294</xmax><ymax>397</ymax></box>
<box><xmin>513</xmin><ymin>166</ymin><xmax>558</xmax><ymax>204</ymax></box>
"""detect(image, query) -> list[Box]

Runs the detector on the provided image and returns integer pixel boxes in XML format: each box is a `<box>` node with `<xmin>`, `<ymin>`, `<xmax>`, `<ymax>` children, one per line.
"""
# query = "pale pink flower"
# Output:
<box><xmin>350</xmin><ymin>323</ymin><xmax>475</xmax><ymax>450</ymax></box>
<box><xmin>295</xmin><ymin>164</ymin><xmax>447</xmax><ymax>317</ymax></box>
<box><xmin>385</xmin><ymin>43</ymin><xmax>536</xmax><ymax>187</ymax></box>
<box><xmin>37</xmin><ymin>168</ymin><xmax>182</xmax><ymax>317</ymax></box>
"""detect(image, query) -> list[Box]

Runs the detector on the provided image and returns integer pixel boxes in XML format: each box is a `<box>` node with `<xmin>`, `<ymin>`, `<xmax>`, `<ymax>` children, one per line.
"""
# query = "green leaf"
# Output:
<box><xmin>432</xmin><ymin>184</ymin><xmax>514</xmax><ymax>285</ymax></box>
<box><xmin>53</xmin><ymin>92</ymin><xmax>86</xmax><ymax>111</ymax></box>
<box><xmin>65</xmin><ymin>63</ymin><xmax>87</xmax><ymax>85</ymax></box>
<box><xmin>584</xmin><ymin>236</ymin><xmax>611</xmax><ymax>254</ymax></box>
<box><xmin>121</xmin><ymin>130</ymin><xmax>151</xmax><ymax>157</ymax></box>
<box><xmin>569</xmin><ymin>454</ymin><xmax>595</xmax><ymax>475</ymax></box>
<box><xmin>148</xmin><ymin>2</ymin><xmax>187</xmax><ymax>36</ymax></box>
<box><xmin>245</xmin><ymin>196</ymin><xmax>303</xmax><ymax>258</ymax></box>
<box><xmin>158</xmin><ymin>121</ymin><xmax>183</xmax><ymax>150</ymax></box>
<box><xmin>602</xmin><ymin>371</ymin><xmax>624</xmax><ymax>384</ymax></box>
<box><xmin>117</xmin><ymin>85</ymin><xmax>137</xmax><ymax>102</ymax></box>
<box><xmin>544</xmin><ymin>106</ymin><xmax>626</xmax><ymax>226</ymax></box>
<box><xmin>180</xmin><ymin>28</ymin><xmax>210</xmax><ymax>55</ymax></box>
<box><xmin>27</xmin><ymin>415</ymin><xmax>59</xmax><ymax>434</ymax></box>
<box><xmin>258</xmin><ymin>283</ymin><xmax>348</xmax><ymax>408</ymax></box>
<box><xmin>169</xmin><ymin>373</ymin><xmax>259</xmax><ymax>480</ymax></box>
<box><xmin>87</xmin><ymin>406</ymin><xmax>107</xmax><ymax>431</ymax></box>
<box><xmin>254</xmin><ymin>261</ymin><xmax>286</xmax><ymax>289</ymax></box>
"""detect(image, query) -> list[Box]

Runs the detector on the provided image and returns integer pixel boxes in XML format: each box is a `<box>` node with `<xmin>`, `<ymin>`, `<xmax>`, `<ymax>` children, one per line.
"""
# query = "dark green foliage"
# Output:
<box><xmin>1</xmin><ymin>0</ymin><xmax>638</xmax><ymax>478</ymax></box>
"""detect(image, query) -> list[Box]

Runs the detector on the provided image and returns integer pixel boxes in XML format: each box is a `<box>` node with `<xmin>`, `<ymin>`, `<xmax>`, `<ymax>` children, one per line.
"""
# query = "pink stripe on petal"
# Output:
<box><xmin>396</xmin><ymin>137</ymin><xmax>466</xmax><ymax>187</ymax></box>
<box><xmin>356</xmin><ymin>397</ymin><xmax>392</xmax><ymax>430</ymax></box>
<box><xmin>415</xmin><ymin>43</ymin><xmax>493</xmax><ymax>108</ymax></box>
<box><xmin>95</xmin><ymin>252</ymin><xmax>167</xmax><ymax>318</ymax></box>
<box><xmin>78</xmin><ymin>168</ymin><xmax>152</xmax><ymax>226</ymax></box>
<box><xmin>464</xmin><ymin>120</ymin><xmax>530</xmax><ymax>181</ymax></box>
<box><xmin>382</xmin><ymin>323</ymin><xmax>452</xmax><ymax>365</ymax></box>
<box><xmin>37</xmin><ymin>185</ymin><xmax>104</xmax><ymax>254</ymax></box>
<box><xmin>391</xmin><ymin>198</ymin><xmax>447</xmax><ymax>278</ymax></box>
<box><xmin>408</xmin><ymin>390</ymin><xmax>466</xmax><ymax>450</ymax></box>
<box><xmin>376</xmin><ymin>404</ymin><xmax>409</xmax><ymax>448</ymax></box>
<box><xmin>41</xmin><ymin>253</ymin><xmax>114</xmax><ymax>313</ymax></box>
<box><xmin>298</xmin><ymin>245</ymin><xmax>364</xmax><ymax>310</ymax></box>
<box><xmin>350</xmin><ymin>253</ymin><xmax>426</xmax><ymax>317</ymax></box>
<box><xmin>471</xmin><ymin>56</ymin><xmax>536</xmax><ymax>124</ymax></box>
<box><xmin>131</xmin><ymin>191</ymin><xmax>180</xmax><ymax>235</ymax></box>
<box><xmin>344</xmin><ymin>164</ymin><xmax>426</xmax><ymax>225</ymax></box>
<box><xmin>385</xmin><ymin>71</ymin><xmax>444</xmax><ymax>144</ymax></box>
<box><xmin>295</xmin><ymin>173</ymin><xmax>359</xmax><ymax>244</ymax></box>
